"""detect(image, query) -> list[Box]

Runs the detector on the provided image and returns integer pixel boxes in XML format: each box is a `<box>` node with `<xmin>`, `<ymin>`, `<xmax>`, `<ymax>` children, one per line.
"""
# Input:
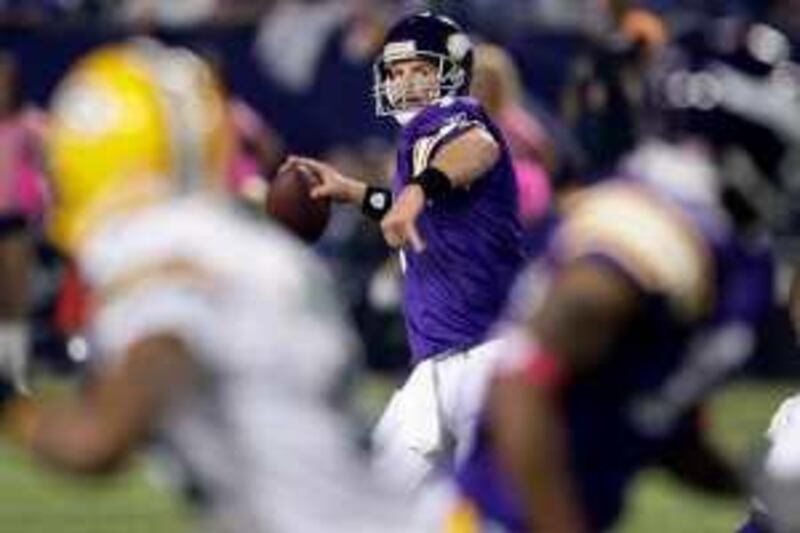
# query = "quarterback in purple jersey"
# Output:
<box><xmin>282</xmin><ymin>12</ymin><xmax>525</xmax><ymax>491</ymax></box>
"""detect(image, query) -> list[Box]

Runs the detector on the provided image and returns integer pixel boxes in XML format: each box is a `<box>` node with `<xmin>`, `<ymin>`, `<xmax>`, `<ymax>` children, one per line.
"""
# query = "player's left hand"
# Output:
<box><xmin>381</xmin><ymin>184</ymin><xmax>426</xmax><ymax>252</ymax></box>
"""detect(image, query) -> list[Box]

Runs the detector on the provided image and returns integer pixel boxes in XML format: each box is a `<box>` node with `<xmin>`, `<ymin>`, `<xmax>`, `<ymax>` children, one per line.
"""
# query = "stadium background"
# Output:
<box><xmin>1</xmin><ymin>0</ymin><xmax>800</xmax><ymax>531</ymax></box>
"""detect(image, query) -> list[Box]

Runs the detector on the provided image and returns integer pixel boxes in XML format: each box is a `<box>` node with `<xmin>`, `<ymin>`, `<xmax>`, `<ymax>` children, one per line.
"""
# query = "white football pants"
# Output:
<box><xmin>371</xmin><ymin>338</ymin><xmax>503</xmax><ymax>494</ymax></box>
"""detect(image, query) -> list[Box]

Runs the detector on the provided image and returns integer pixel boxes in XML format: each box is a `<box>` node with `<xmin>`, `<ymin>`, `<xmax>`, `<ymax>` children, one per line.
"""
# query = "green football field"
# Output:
<box><xmin>0</xmin><ymin>379</ymin><xmax>796</xmax><ymax>533</ymax></box>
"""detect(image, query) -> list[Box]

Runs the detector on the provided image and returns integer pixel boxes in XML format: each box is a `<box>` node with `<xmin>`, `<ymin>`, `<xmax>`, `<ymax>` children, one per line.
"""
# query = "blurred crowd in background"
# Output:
<box><xmin>1</xmin><ymin>0</ymin><xmax>800</xmax><ymax>380</ymax></box>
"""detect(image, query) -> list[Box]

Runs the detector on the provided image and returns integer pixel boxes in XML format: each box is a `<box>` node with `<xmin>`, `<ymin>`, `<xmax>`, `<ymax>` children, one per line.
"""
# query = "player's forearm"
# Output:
<box><xmin>489</xmin><ymin>264</ymin><xmax>640</xmax><ymax>530</ymax></box>
<box><xmin>488</xmin><ymin>373</ymin><xmax>588</xmax><ymax>533</ymax></box>
<box><xmin>9</xmin><ymin>336</ymin><xmax>193</xmax><ymax>475</ymax></box>
<box><xmin>345</xmin><ymin>179</ymin><xmax>368</xmax><ymax>206</ymax></box>
<box><xmin>430</xmin><ymin>127</ymin><xmax>499</xmax><ymax>187</ymax></box>
<box><xmin>8</xmin><ymin>400</ymin><xmax>129</xmax><ymax>474</ymax></box>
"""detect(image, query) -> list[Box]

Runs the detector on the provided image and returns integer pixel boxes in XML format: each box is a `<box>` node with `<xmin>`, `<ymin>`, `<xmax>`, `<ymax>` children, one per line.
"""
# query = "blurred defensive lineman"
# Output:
<box><xmin>2</xmin><ymin>41</ymin><xmax>432</xmax><ymax>533</ymax></box>
<box><xmin>455</xmin><ymin>145</ymin><xmax>764</xmax><ymax>531</ymax></box>
<box><xmin>283</xmin><ymin>12</ymin><xmax>526</xmax><ymax>491</ymax></box>
<box><xmin>453</xmin><ymin>19</ymin><xmax>794</xmax><ymax>530</ymax></box>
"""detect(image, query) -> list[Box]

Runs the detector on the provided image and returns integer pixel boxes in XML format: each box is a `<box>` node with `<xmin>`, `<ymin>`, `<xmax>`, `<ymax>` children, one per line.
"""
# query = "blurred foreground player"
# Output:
<box><xmin>453</xmin><ymin>21</ymin><xmax>793</xmax><ymax>529</ymax></box>
<box><xmin>283</xmin><ymin>12</ymin><xmax>525</xmax><ymax>491</ymax></box>
<box><xmin>455</xmin><ymin>146</ymin><xmax>768</xmax><ymax>532</ymax></box>
<box><xmin>2</xmin><ymin>41</ymin><xmax>433</xmax><ymax>533</ymax></box>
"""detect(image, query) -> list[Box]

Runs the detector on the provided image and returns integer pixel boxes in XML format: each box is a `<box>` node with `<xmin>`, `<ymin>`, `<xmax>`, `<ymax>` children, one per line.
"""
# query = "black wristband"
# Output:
<box><xmin>410</xmin><ymin>166</ymin><xmax>453</xmax><ymax>200</ymax></box>
<box><xmin>361</xmin><ymin>185</ymin><xmax>393</xmax><ymax>221</ymax></box>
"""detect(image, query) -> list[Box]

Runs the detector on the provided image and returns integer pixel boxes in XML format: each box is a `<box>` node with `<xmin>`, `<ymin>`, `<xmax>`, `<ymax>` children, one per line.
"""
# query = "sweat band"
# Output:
<box><xmin>410</xmin><ymin>166</ymin><xmax>453</xmax><ymax>200</ymax></box>
<box><xmin>361</xmin><ymin>185</ymin><xmax>393</xmax><ymax>221</ymax></box>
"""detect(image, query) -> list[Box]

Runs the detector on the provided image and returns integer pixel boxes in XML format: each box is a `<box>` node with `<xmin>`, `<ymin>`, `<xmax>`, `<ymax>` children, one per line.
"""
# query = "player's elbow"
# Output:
<box><xmin>71</xmin><ymin>437</ymin><xmax>132</xmax><ymax>475</ymax></box>
<box><xmin>61</xmin><ymin>448</ymin><xmax>128</xmax><ymax>475</ymax></box>
<box><xmin>33</xmin><ymin>423</ymin><xmax>133</xmax><ymax>475</ymax></box>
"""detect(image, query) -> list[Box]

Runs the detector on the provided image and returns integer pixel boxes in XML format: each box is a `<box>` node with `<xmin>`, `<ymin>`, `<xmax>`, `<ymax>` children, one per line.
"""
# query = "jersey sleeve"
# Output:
<box><xmin>90</xmin><ymin>259</ymin><xmax>219</xmax><ymax>366</ymax></box>
<box><xmin>410</xmin><ymin>99</ymin><xmax>492</xmax><ymax>176</ymax></box>
<box><xmin>552</xmin><ymin>184</ymin><xmax>714</xmax><ymax>320</ymax></box>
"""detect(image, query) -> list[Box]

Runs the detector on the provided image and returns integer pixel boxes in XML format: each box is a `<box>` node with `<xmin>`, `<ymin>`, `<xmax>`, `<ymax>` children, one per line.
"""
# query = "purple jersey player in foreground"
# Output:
<box><xmin>454</xmin><ymin>143</ymin><xmax>771</xmax><ymax>531</ymax></box>
<box><xmin>453</xmin><ymin>20</ymin><xmax>796</xmax><ymax>532</ymax></box>
<box><xmin>281</xmin><ymin>12</ymin><xmax>525</xmax><ymax>491</ymax></box>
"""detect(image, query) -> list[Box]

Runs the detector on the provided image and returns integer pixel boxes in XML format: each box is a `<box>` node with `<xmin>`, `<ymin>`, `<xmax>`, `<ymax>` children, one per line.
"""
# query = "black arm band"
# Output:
<box><xmin>361</xmin><ymin>185</ymin><xmax>393</xmax><ymax>221</ymax></box>
<box><xmin>410</xmin><ymin>166</ymin><xmax>453</xmax><ymax>200</ymax></box>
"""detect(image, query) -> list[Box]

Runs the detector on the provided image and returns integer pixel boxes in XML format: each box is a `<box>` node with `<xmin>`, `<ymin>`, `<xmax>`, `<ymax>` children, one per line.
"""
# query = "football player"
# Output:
<box><xmin>1</xmin><ymin>40</ymin><xmax>434</xmax><ymax>533</ymax></box>
<box><xmin>282</xmin><ymin>12</ymin><xmax>526</xmax><ymax>491</ymax></box>
<box><xmin>452</xmin><ymin>19</ymin><xmax>788</xmax><ymax>532</ymax></box>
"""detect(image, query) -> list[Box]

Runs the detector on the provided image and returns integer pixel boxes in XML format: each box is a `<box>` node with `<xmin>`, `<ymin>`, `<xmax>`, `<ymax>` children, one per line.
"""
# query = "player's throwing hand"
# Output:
<box><xmin>279</xmin><ymin>156</ymin><xmax>366</xmax><ymax>205</ymax></box>
<box><xmin>380</xmin><ymin>184</ymin><xmax>426</xmax><ymax>252</ymax></box>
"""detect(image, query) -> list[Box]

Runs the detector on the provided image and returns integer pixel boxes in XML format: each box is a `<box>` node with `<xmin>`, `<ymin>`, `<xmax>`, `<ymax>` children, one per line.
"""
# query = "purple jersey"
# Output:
<box><xmin>456</xmin><ymin>174</ymin><xmax>773</xmax><ymax>531</ymax></box>
<box><xmin>393</xmin><ymin>96</ymin><xmax>525</xmax><ymax>362</ymax></box>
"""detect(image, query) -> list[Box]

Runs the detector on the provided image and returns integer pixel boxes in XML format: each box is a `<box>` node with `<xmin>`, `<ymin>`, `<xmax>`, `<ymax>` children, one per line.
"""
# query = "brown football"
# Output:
<box><xmin>265</xmin><ymin>165</ymin><xmax>331</xmax><ymax>243</ymax></box>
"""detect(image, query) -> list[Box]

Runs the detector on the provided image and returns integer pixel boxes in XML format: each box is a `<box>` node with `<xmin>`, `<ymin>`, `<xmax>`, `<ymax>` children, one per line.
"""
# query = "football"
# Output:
<box><xmin>265</xmin><ymin>165</ymin><xmax>331</xmax><ymax>243</ymax></box>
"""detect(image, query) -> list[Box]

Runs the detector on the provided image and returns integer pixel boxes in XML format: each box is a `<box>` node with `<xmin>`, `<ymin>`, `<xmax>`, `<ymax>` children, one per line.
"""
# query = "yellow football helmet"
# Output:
<box><xmin>47</xmin><ymin>39</ymin><xmax>231</xmax><ymax>253</ymax></box>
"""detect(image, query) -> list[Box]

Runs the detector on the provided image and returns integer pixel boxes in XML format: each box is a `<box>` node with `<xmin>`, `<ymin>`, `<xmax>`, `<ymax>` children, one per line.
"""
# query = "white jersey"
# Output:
<box><xmin>749</xmin><ymin>392</ymin><xmax>800</xmax><ymax>531</ymax></box>
<box><xmin>764</xmin><ymin>393</ymin><xmax>800</xmax><ymax>477</ymax></box>
<box><xmin>79</xmin><ymin>196</ymin><xmax>430</xmax><ymax>533</ymax></box>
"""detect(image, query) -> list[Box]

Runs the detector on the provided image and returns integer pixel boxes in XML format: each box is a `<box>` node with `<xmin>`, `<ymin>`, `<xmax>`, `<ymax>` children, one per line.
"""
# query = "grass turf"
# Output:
<box><xmin>0</xmin><ymin>379</ymin><xmax>795</xmax><ymax>532</ymax></box>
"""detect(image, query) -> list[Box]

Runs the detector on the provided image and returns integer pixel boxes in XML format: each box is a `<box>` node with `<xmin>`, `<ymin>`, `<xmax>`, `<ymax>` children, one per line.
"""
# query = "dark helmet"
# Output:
<box><xmin>647</xmin><ymin>19</ymin><xmax>800</xmax><ymax>235</ymax></box>
<box><xmin>373</xmin><ymin>12</ymin><xmax>474</xmax><ymax>118</ymax></box>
